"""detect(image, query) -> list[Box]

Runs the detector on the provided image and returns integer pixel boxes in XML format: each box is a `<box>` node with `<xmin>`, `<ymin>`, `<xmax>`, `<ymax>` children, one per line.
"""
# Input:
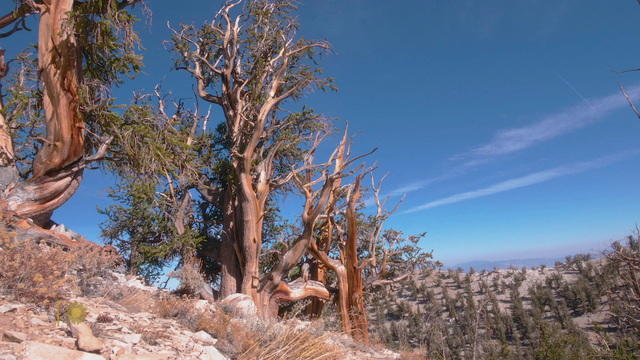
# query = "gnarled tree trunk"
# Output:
<box><xmin>343</xmin><ymin>175</ymin><xmax>369</xmax><ymax>343</ymax></box>
<box><xmin>1</xmin><ymin>0</ymin><xmax>84</xmax><ymax>226</ymax></box>
<box><xmin>308</xmin><ymin>174</ymin><xmax>371</xmax><ymax>343</ymax></box>
<box><xmin>219</xmin><ymin>186</ymin><xmax>242</xmax><ymax>297</ymax></box>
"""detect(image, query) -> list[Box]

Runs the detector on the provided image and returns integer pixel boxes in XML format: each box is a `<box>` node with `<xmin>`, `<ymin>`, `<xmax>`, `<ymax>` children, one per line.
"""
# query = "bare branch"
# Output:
<box><xmin>620</xmin><ymin>84</ymin><xmax>640</xmax><ymax>119</ymax></box>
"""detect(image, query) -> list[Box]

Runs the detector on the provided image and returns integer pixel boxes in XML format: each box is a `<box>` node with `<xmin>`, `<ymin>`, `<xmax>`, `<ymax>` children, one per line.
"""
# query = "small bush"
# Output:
<box><xmin>55</xmin><ymin>301</ymin><xmax>88</xmax><ymax>324</ymax></box>
<box><xmin>193</xmin><ymin>310</ymin><xmax>232</xmax><ymax>339</ymax></box>
<box><xmin>0</xmin><ymin>238</ymin><xmax>76</xmax><ymax>305</ymax></box>
<box><xmin>154</xmin><ymin>295</ymin><xmax>194</xmax><ymax>320</ymax></box>
<box><xmin>168</xmin><ymin>258</ymin><xmax>209</xmax><ymax>298</ymax></box>
<box><xmin>112</xmin><ymin>287</ymin><xmax>157</xmax><ymax>313</ymax></box>
<box><xmin>96</xmin><ymin>313</ymin><xmax>114</xmax><ymax>323</ymax></box>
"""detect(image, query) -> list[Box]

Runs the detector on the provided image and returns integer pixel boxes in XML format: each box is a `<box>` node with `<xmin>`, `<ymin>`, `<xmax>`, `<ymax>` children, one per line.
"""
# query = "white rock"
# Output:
<box><xmin>114</xmin><ymin>354</ymin><xmax>171</xmax><ymax>360</ymax></box>
<box><xmin>109</xmin><ymin>339</ymin><xmax>133</xmax><ymax>357</ymax></box>
<box><xmin>200</xmin><ymin>346</ymin><xmax>227</xmax><ymax>360</ymax></box>
<box><xmin>0</xmin><ymin>304</ymin><xmax>20</xmax><ymax>313</ymax></box>
<box><xmin>119</xmin><ymin>333</ymin><xmax>142</xmax><ymax>345</ymax></box>
<box><xmin>2</xmin><ymin>330</ymin><xmax>27</xmax><ymax>343</ymax></box>
<box><xmin>219</xmin><ymin>294</ymin><xmax>257</xmax><ymax>318</ymax></box>
<box><xmin>29</xmin><ymin>317</ymin><xmax>48</xmax><ymax>326</ymax></box>
<box><xmin>193</xmin><ymin>300</ymin><xmax>211</xmax><ymax>312</ymax></box>
<box><xmin>192</xmin><ymin>331</ymin><xmax>217</xmax><ymax>345</ymax></box>
<box><xmin>21</xmin><ymin>341</ymin><xmax>106</xmax><ymax>360</ymax></box>
<box><xmin>69</xmin><ymin>322</ymin><xmax>104</xmax><ymax>353</ymax></box>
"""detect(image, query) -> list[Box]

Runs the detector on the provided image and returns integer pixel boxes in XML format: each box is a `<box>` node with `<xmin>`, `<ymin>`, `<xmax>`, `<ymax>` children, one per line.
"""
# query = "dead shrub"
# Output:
<box><xmin>110</xmin><ymin>288</ymin><xmax>157</xmax><ymax>313</ymax></box>
<box><xmin>71</xmin><ymin>244</ymin><xmax>122</xmax><ymax>296</ymax></box>
<box><xmin>193</xmin><ymin>310</ymin><xmax>231</xmax><ymax>338</ymax></box>
<box><xmin>96</xmin><ymin>313</ymin><xmax>113</xmax><ymax>323</ymax></box>
<box><xmin>168</xmin><ymin>258</ymin><xmax>208</xmax><ymax>298</ymax></box>
<box><xmin>398</xmin><ymin>351</ymin><xmax>428</xmax><ymax>360</ymax></box>
<box><xmin>140</xmin><ymin>329</ymin><xmax>170</xmax><ymax>346</ymax></box>
<box><xmin>154</xmin><ymin>295</ymin><xmax>195</xmax><ymax>321</ymax></box>
<box><xmin>0</xmin><ymin>238</ymin><xmax>76</xmax><ymax>306</ymax></box>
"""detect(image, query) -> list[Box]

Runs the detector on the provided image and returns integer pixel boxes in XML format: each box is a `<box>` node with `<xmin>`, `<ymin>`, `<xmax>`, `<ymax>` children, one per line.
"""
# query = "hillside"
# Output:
<box><xmin>365</xmin><ymin>237</ymin><xmax>640</xmax><ymax>359</ymax></box>
<box><xmin>451</xmin><ymin>257</ymin><xmax>565</xmax><ymax>272</ymax></box>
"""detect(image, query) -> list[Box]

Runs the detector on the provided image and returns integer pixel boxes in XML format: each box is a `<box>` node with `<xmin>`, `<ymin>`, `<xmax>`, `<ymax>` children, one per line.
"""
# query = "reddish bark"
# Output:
<box><xmin>0</xmin><ymin>1</ymin><xmax>85</xmax><ymax>224</ymax></box>
<box><xmin>344</xmin><ymin>175</ymin><xmax>369</xmax><ymax>343</ymax></box>
<box><xmin>308</xmin><ymin>175</ymin><xmax>371</xmax><ymax>343</ymax></box>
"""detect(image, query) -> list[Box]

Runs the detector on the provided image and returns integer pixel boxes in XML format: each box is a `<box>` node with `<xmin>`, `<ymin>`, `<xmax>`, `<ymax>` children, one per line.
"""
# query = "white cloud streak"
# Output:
<box><xmin>403</xmin><ymin>150</ymin><xmax>639</xmax><ymax>214</ymax></box>
<box><xmin>387</xmin><ymin>86</ymin><xmax>640</xmax><ymax>199</ymax></box>
<box><xmin>464</xmin><ymin>86</ymin><xmax>640</xmax><ymax>159</ymax></box>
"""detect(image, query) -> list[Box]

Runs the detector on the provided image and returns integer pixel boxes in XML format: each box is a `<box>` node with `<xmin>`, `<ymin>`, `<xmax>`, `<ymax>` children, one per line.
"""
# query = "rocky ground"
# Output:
<box><xmin>0</xmin><ymin>271</ymin><xmax>399</xmax><ymax>360</ymax></box>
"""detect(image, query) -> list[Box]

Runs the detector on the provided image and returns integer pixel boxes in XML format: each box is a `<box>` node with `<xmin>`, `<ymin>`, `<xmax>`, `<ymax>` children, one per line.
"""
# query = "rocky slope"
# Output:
<box><xmin>0</xmin><ymin>269</ymin><xmax>399</xmax><ymax>360</ymax></box>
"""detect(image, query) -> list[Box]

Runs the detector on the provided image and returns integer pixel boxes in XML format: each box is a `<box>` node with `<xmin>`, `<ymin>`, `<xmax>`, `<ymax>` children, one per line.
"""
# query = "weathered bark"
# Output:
<box><xmin>344</xmin><ymin>175</ymin><xmax>369</xmax><ymax>343</ymax></box>
<box><xmin>309</xmin><ymin>238</ymin><xmax>351</xmax><ymax>333</ymax></box>
<box><xmin>1</xmin><ymin>0</ymin><xmax>84</xmax><ymax>224</ymax></box>
<box><xmin>307</xmin><ymin>175</ymin><xmax>372</xmax><ymax>343</ymax></box>
<box><xmin>237</xmin><ymin>169</ymin><xmax>265</xmax><ymax>301</ymax></box>
<box><xmin>33</xmin><ymin>0</ymin><xmax>83</xmax><ymax>179</ymax></box>
<box><xmin>257</xmin><ymin>227</ymin><xmax>322</xmax><ymax>316</ymax></box>
<box><xmin>254</xmin><ymin>132</ymin><xmax>357</xmax><ymax>317</ymax></box>
<box><xmin>0</xmin><ymin>50</ymin><xmax>18</xmax><ymax>189</ymax></box>
<box><xmin>0</xmin><ymin>210</ymin><xmax>97</xmax><ymax>250</ymax></box>
<box><xmin>306</xmin><ymin>259</ymin><xmax>327</xmax><ymax>316</ymax></box>
<box><xmin>219</xmin><ymin>186</ymin><xmax>242</xmax><ymax>297</ymax></box>
<box><xmin>307</xmin><ymin>211</ymin><xmax>336</xmax><ymax>318</ymax></box>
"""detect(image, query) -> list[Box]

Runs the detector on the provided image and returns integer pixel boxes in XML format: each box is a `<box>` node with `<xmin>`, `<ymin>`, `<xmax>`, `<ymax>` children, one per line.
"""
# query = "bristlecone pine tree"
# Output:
<box><xmin>0</xmin><ymin>0</ymin><xmax>143</xmax><ymax>245</ymax></box>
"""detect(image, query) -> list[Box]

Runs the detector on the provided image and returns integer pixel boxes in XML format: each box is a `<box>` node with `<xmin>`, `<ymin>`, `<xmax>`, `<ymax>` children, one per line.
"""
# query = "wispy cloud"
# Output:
<box><xmin>403</xmin><ymin>150</ymin><xmax>639</xmax><ymax>214</ymax></box>
<box><xmin>461</xmin><ymin>86</ymin><xmax>640</xmax><ymax>160</ymax></box>
<box><xmin>386</xmin><ymin>86</ymin><xmax>640</xmax><ymax>199</ymax></box>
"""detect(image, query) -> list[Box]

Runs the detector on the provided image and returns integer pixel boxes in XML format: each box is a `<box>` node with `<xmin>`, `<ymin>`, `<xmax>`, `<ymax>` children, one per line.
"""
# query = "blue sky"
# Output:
<box><xmin>4</xmin><ymin>0</ymin><xmax>640</xmax><ymax>265</ymax></box>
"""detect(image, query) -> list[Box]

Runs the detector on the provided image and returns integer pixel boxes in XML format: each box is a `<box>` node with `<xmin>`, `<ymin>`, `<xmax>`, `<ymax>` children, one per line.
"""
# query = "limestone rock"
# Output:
<box><xmin>0</xmin><ymin>304</ymin><xmax>20</xmax><ymax>313</ymax></box>
<box><xmin>192</xmin><ymin>331</ymin><xmax>217</xmax><ymax>345</ymax></box>
<box><xmin>192</xmin><ymin>300</ymin><xmax>211</xmax><ymax>312</ymax></box>
<box><xmin>109</xmin><ymin>339</ymin><xmax>132</xmax><ymax>357</ymax></box>
<box><xmin>21</xmin><ymin>341</ymin><xmax>105</xmax><ymax>360</ymax></box>
<box><xmin>29</xmin><ymin>317</ymin><xmax>48</xmax><ymax>326</ymax></box>
<box><xmin>69</xmin><ymin>322</ymin><xmax>104</xmax><ymax>353</ymax></box>
<box><xmin>118</xmin><ymin>333</ymin><xmax>142</xmax><ymax>345</ymax></box>
<box><xmin>219</xmin><ymin>294</ymin><xmax>256</xmax><ymax>318</ymax></box>
<box><xmin>2</xmin><ymin>330</ymin><xmax>27</xmax><ymax>343</ymax></box>
<box><xmin>200</xmin><ymin>346</ymin><xmax>227</xmax><ymax>360</ymax></box>
<box><xmin>115</xmin><ymin>354</ymin><xmax>171</xmax><ymax>360</ymax></box>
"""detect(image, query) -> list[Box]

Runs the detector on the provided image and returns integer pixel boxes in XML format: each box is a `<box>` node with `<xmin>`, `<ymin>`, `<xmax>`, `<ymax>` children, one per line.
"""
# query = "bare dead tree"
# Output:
<box><xmin>256</xmin><ymin>130</ymin><xmax>374</xmax><ymax>316</ymax></box>
<box><xmin>308</xmin><ymin>174</ymin><xmax>430</xmax><ymax>343</ymax></box>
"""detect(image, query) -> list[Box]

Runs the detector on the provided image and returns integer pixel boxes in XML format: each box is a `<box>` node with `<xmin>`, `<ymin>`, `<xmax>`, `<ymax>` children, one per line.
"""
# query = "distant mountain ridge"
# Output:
<box><xmin>451</xmin><ymin>257</ymin><xmax>564</xmax><ymax>271</ymax></box>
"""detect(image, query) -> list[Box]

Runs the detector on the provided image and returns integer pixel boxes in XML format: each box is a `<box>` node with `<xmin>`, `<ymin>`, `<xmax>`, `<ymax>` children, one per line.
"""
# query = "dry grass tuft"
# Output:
<box><xmin>237</xmin><ymin>322</ymin><xmax>343</xmax><ymax>360</ymax></box>
<box><xmin>111</xmin><ymin>288</ymin><xmax>157</xmax><ymax>313</ymax></box>
<box><xmin>0</xmin><ymin>231</ymin><xmax>122</xmax><ymax>305</ymax></box>
<box><xmin>72</xmin><ymin>244</ymin><xmax>122</xmax><ymax>296</ymax></box>
<box><xmin>0</xmin><ymin>237</ymin><xmax>76</xmax><ymax>305</ymax></box>
<box><xmin>96</xmin><ymin>313</ymin><xmax>114</xmax><ymax>323</ymax></box>
<box><xmin>193</xmin><ymin>310</ymin><xmax>231</xmax><ymax>337</ymax></box>
<box><xmin>154</xmin><ymin>294</ymin><xmax>194</xmax><ymax>320</ymax></box>
<box><xmin>398</xmin><ymin>351</ymin><xmax>428</xmax><ymax>360</ymax></box>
